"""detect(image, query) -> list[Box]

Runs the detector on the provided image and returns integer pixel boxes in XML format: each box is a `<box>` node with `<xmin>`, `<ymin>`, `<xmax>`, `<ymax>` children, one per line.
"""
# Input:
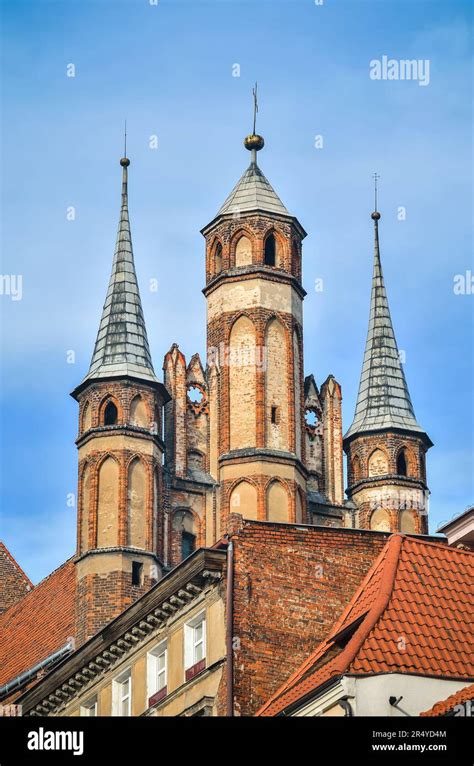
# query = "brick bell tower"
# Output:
<box><xmin>72</xmin><ymin>153</ymin><xmax>170</xmax><ymax>645</ymax></box>
<box><xmin>343</xmin><ymin>203</ymin><xmax>432</xmax><ymax>535</ymax></box>
<box><xmin>202</xmin><ymin>119</ymin><xmax>308</xmax><ymax>532</ymax></box>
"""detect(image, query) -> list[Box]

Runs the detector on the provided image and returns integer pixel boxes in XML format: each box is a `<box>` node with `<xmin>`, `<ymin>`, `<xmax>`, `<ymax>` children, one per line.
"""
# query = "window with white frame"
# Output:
<box><xmin>184</xmin><ymin>612</ymin><xmax>206</xmax><ymax>677</ymax></box>
<box><xmin>112</xmin><ymin>669</ymin><xmax>132</xmax><ymax>716</ymax></box>
<box><xmin>147</xmin><ymin>641</ymin><xmax>167</xmax><ymax>702</ymax></box>
<box><xmin>80</xmin><ymin>696</ymin><xmax>97</xmax><ymax>717</ymax></box>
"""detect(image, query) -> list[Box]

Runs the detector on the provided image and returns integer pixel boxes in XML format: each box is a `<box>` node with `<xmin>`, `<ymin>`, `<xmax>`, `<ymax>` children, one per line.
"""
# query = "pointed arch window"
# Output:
<box><xmin>397</xmin><ymin>448</ymin><xmax>408</xmax><ymax>476</ymax></box>
<box><xmin>215</xmin><ymin>242</ymin><xmax>223</xmax><ymax>275</ymax></box>
<box><xmin>104</xmin><ymin>401</ymin><xmax>118</xmax><ymax>425</ymax></box>
<box><xmin>264</xmin><ymin>234</ymin><xmax>277</xmax><ymax>266</ymax></box>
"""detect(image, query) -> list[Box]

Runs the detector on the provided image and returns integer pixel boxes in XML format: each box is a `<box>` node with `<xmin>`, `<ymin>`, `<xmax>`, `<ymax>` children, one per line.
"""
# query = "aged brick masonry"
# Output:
<box><xmin>3</xmin><ymin>125</ymin><xmax>469</xmax><ymax>720</ymax></box>
<box><xmin>67</xmin><ymin>130</ymin><xmax>431</xmax><ymax>646</ymax></box>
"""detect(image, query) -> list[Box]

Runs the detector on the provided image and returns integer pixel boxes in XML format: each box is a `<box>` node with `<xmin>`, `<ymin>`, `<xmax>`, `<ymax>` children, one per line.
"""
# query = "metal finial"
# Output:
<box><xmin>120</xmin><ymin>120</ymin><xmax>130</xmax><ymax>167</ymax></box>
<box><xmin>372</xmin><ymin>172</ymin><xmax>381</xmax><ymax>220</ymax></box>
<box><xmin>373</xmin><ymin>172</ymin><xmax>380</xmax><ymax>211</ymax></box>
<box><xmin>244</xmin><ymin>83</ymin><xmax>264</xmax><ymax>154</ymax></box>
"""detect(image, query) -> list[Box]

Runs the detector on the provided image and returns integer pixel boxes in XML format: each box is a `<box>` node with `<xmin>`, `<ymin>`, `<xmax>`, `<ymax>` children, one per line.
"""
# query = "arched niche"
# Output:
<box><xmin>80</xmin><ymin>464</ymin><xmax>91</xmax><ymax>553</ymax></box>
<box><xmin>82</xmin><ymin>401</ymin><xmax>92</xmax><ymax>432</ymax></box>
<box><xmin>229</xmin><ymin>316</ymin><xmax>257</xmax><ymax>450</ymax></box>
<box><xmin>295</xmin><ymin>489</ymin><xmax>304</xmax><ymax>524</ymax></box>
<box><xmin>370</xmin><ymin>508</ymin><xmax>391</xmax><ymax>532</ymax></box>
<box><xmin>214</xmin><ymin>241</ymin><xmax>223</xmax><ymax>275</ymax></box>
<box><xmin>368</xmin><ymin>449</ymin><xmax>389</xmax><ymax>477</ymax></box>
<box><xmin>400</xmin><ymin>509</ymin><xmax>417</xmax><ymax>534</ymax></box>
<box><xmin>127</xmin><ymin>458</ymin><xmax>147</xmax><ymax>549</ymax></box>
<box><xmin>235</xmin><ymin>235</ymin><xmax>252</xmax><ymax>267</ymax></box>
<box><xmin>229</xmin><ymin>480</ymin><xmax>258</xmax><ymax>520</ymax></box>
<box><xmin>293</xmin><ymin>330</ymin><xmax>302</xmax><ymax>459</ymax></box>
<box><xmin>267</xmin><ymin>481</ymin><xmax>289</xmax><ymax>523</ymax></box>
<box><xmin>130</xmin><ymin>395</ymin><xmax>148</xmax><ymax>428</ymax></box>
<box><xmin>97</xmin><ymin>457</ymin><xmax>119</xmax><ymax>547</ymax></box>
<box><xmin>351</xmin><ymin>455</ymin><xmax>361</xmax><ymax>483</ymax></box>
<box><xmin>265</xmin><ymin>318</ymin><xmax>289</xmax><ymax>451</ymax></box>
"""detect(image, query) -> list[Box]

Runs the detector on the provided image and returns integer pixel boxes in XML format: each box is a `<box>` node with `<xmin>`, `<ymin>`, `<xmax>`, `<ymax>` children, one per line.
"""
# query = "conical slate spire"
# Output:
<box><xmin>217</xmin><ymin>156</ymin><xmax>290</xmax><ymax>218</ymax></box>
<box><xmin>344</xmin><ymin>211</ymin><xmax>427</xmax><ymax>442</ymax></box>
<box><xmin>81</xmin><ymin>157</ymin><xmax>159</xmax><ymax>386</ymax></box>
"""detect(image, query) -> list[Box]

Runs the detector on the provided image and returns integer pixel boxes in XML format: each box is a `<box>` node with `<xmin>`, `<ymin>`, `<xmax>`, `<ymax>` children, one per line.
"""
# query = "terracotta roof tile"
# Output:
<box><xmin>421</xmin><ymin>683</ymin><xmax>474</xmax><ymax>717</ymax></box>
<box><xmin>0</xmin><ymin>558</ymin><xmax>76</xmax><ymax>691</ymax></box>
<box><xmin>258</xmin><ymin>536</ymin><xmax>474</xmax><ymax>716</ymax></box>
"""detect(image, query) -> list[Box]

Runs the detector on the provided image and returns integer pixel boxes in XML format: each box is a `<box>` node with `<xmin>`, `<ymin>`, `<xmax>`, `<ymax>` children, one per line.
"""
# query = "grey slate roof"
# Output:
<box><xmin>81</xmin><ymin>162</ymin><xmax>159</xmax><ymax>386</ymax></box>
<box><xmin>217</xmin><ymin>157</ymin><xmax>290</xmax><ymax>217</ymax></box>
<box><xmin>344</xmin><ymin>215</ymin><xmax>427</xmax><ymax>442</ymax></box>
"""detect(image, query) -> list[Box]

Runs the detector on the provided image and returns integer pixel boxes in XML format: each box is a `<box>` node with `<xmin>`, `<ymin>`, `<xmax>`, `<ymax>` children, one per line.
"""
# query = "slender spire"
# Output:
<box><xmin>79</xmin><ymin>153</ymin><xmax>159</xmax><ymax>387</ymax></box>
<box><xmin>344</xmin><ymin>198</ymin><xmax>429</xmax><ymax>443</ymax></box>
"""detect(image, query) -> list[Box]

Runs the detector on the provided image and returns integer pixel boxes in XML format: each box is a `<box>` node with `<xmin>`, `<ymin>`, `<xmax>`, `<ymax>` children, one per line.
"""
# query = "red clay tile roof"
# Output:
<box><xmin>0</xmin><ymin>542</ymin><xmax>33</xmax><ymax>613</ymax></box>
<box><xmin>0</xmin><ymin>558</ymin><xmax>76</xmax><ymax>690</ymax></box>
<box><xmin>258</xmin><ymin>535</ymin><xmax>474</xmax><ymax>716</ymax></box>
<box><xmin>420</xmin><ymin>683</ymin><xmax>474</xmax><ymax>717</ymax></box>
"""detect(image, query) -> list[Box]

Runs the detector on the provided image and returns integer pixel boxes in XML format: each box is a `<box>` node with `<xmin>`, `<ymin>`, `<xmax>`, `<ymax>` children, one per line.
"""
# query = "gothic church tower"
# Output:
<box><xmin>344</xmin><ymin>208</ymin><xmax>432</xmax><ymax>534</ymax></box>
<box><xmin>201</xmin><ymin>131</ymin><xmax>308</xmax><ymax>533</ymax></box>
<box><xmin>72</xmin><ymin>155</ymin><xmax>169</xmax><ymax>645</ymax></box>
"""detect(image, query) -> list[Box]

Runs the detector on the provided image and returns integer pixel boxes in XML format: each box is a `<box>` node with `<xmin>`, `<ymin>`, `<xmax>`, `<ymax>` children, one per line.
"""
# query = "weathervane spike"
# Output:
<box><xmin>120</xmin><ymin>119</ymin><xmax>130</xmax><ymax>170</ymax></box>
<box><xmin>373</xmin><ymin>172</ymin><xmax>380</xmax><ymax>213</ymax></box>
<box><xmin>252</xmin><ymin>82</ymin><xmax>258</xmax><ymax>135</ymax></box>
<box><xmin>244</xmin><ymin>83</ymin><xmax>264</xmax><ymax>155</ymax></box>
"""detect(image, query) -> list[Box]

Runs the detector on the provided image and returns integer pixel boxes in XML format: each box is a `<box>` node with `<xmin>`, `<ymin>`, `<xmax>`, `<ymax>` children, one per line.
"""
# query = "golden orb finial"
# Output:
<box><xmin>371</xmin><ymin>210</ymin><xmax>381</xmax><ymax>220</ymax></box>
<box><xmin>120</xmin><ymin>157</ymin><xmax>130</xmax><ymax>167</ymax></box>
<box><xmin>244</xmin><ymin>134</ymin><xmax>265</xmax><ymax>152</ymax></box>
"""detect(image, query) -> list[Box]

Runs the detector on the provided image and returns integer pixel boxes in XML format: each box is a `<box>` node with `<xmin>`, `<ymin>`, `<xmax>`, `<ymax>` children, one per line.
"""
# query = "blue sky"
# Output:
<box><xmin>1</xmin><ymin>0</ymin><xmax>472</xmax><ymax>583</ymax></box>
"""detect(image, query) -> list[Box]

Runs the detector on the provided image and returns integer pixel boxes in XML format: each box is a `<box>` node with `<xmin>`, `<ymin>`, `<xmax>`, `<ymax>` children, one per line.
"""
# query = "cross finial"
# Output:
<box><xmin>252</xmin><ymin>82</ymin><xmax>258</xmax><ymax>135</ymax></box>
<box><xmin>244</xmin><ymin>83</ymin><xmax>264</xmax><ymax>154</ymax></box>
<box><xmin>373</xmin><ymin>172</ymin><xmax>380</xmax><ymax>212</ymax></box>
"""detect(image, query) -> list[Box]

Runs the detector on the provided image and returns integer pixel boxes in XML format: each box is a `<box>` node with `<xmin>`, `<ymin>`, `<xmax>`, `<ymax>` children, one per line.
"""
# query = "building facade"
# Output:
<box><xmin>18</xmin><ymin>521</ymin><xmax>391</xmax><ymax>717</ymax></box>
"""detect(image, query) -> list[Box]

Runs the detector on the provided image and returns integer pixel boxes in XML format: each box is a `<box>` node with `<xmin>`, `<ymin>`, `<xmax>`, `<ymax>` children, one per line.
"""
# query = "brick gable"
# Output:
<box><xmin>0</xmin><ymin>542</ymin><xmax>33</xmax><ymax>614</ymax></box>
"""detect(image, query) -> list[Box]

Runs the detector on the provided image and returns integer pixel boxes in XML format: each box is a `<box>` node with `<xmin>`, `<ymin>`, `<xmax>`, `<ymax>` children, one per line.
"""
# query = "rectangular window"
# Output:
<box><xmin>80</xmin><ymin>697</ymin><xmax>97</xmax><ymax>717</ymax></box>
<box><xmin>132</xmin><ymin>561</ymin><xmax>143</xmax><ymax>587</ymax></box>
<box><xmin>181</xmin><ymin>531</ymin><xmax>196</xmax><ymax>561</ymax></box>
<box><xmin>147</xmin><ymin>642</ymin><xmax>167</xmax><ymax>707</ymax></box>
<box><xmin>112</xmin><ymin>669</ymin><xmax>132</xmax><ymax>716</ymax></box>
<box><xmin>184</xmin><ymin>612</ymin><xmax>206</xmax><ymax>681</ymax></box>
